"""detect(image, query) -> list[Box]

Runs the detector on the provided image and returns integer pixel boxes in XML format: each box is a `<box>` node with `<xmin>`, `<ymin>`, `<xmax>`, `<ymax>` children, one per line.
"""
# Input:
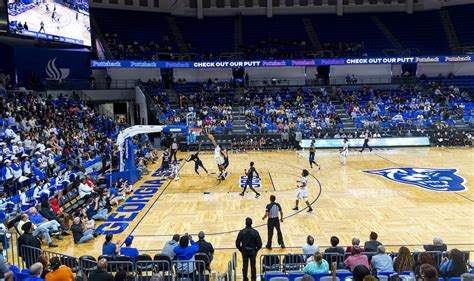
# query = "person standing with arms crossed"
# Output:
<box><xmin>236</xmin><ymin>218</ymin><xmax>262</xmax><ymax>281</ymax></box>
<box><xmin>262</xmin><ymin>195</ymin><xmax>285</xmax><ymax>249</ymax></box>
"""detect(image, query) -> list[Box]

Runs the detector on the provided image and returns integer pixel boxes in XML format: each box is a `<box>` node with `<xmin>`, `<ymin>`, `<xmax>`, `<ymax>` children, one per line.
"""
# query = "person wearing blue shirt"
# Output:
<box><xmin>120</xmin><ymin>235</ymin><xmax>139</xmax><ymax>261</ymax></box>
<box><xmin>32</xmin><ymin>164</ymin><xmax>45</xmax><ymax>181</ymax></box>
<box><xmin>28</xmin><ymin>208</ymin><xmax>63</xmax><ymax>242</ymax></box>
<box><xmin>23</xmin><ymin>262</ymin><xmax>44</xmax><ymax>281</ymax></box>
<box><xmin>370</xmin><ymin>245</ymin><xmax>394</xmax><ymax>274</ymax></box>
<box><xmin>174</xmin><ymin>235</ymin><xmax>200</xmax><ymax>274</ymax></box>
<box><xmin>102</xmin><ymin>234</ymin><xmax>120</xmax><ymax>257</ymax></box>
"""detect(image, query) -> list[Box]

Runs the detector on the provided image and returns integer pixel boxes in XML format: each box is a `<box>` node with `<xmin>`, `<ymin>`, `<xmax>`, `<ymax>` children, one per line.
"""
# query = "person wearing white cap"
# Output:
<box><xmin>1</xmin><ymin>160</ymin><xmax>14</xmax><ymax>196</ymax></box>
<box><xmin>11</xmin><ymin>157</ymin><xmax>22</xmax><ymax>180</ymax></box>
<box><xmin>1</xmin><ymin>143</ymin><xmax>10</xmax><ymax>155</ymax></box>
<box><xmin>10</xmin><ymin>140</ymin><xmax>19</xmax><ymax>155</ymax></box>
<box><xmin>18</xmin><ymin>141</ymin><xmax>25</xmax><ymax>155</ymax></box>
<box><xmin>21</xmin><ymin>154</ymin><xmax>31</xmax><ymax>177</ymax></box>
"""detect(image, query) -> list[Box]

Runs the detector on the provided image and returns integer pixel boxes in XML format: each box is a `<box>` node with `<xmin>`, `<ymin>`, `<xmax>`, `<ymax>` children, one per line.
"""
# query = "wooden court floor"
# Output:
<box><xmin>56</xmin><ymin>147</ymin><xmax>474</xmax><ymax>275</ymax></box>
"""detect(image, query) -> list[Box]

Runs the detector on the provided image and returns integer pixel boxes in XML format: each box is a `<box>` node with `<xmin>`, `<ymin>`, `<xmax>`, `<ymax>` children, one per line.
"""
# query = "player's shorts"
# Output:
<box><xmin>296</xmin><ymin>188</ymin><xmax>308</xmax><ymax>199</ymax></box>
<box><xmin>309</xmin><ymin>152</ymin><xmax>315</xmax><ymax>161</ymax></box>
<box><xmin>341</xmin><ymin>152</ymin><xmax>348</xmax><ymax>157</ymax></box>
<box><xmin>215</xmin><ymin>156</ymin><xmax>224</xmax><ymax>165</ymax></box>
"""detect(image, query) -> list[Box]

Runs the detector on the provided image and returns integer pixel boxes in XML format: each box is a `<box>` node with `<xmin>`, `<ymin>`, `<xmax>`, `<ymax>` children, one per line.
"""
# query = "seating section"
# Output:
<box><xmin>378</xmin><ymin>10</ymin><xmax>450</xmax><ymax>55</ymax></box>
<box><xmin>309</xmin><ymin>13</ymin><xmax>390</xmax><ymax>57</ymax></box>
<box><xmin>448</xmin><ymin>4</ymin><xmax>474</xmax><ymax>47</ymax></box>
<box><xmin>175</xmin><ymin>16</ymin><xmax>235</xmax><ymax>56</ymax></box>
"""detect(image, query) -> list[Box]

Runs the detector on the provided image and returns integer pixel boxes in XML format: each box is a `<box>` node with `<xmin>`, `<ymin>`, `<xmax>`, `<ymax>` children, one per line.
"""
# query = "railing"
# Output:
<box><xmin>260</xmin><ymin>250</ymin><xmax>473</xmax><ymax>277</ymax></box>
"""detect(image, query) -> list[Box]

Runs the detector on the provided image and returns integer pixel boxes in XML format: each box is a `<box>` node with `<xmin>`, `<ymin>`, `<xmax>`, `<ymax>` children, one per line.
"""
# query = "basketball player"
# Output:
<box><xmin>222</xmin><ymin>148</ymin><xmax>229</xmax><ymax>170</ymax></box>
<box><xmin>169</xmin><ymin>162</ymin><xmax>179</xmax><ymax>181</ymax></box>
<box><xmin>240</xmin><ymin>162</ymin><xmax>260</xmax><ymax>198</ymax></box>
<box><xmin>51</xmin><ymin>11</ymin><xmax>55</xmax><ymax>22</ymax></box>
<box><xmin>39</xmin><ymin>21</ymin><xmax>45</xmax><ymax>33</ymax></box>
<box><xmin>359</xmin><ymin>131</ymin><xmax>373</xmax><ymax>153</ymax></box>
<box><xmin>308</xmin><ymin>140</ymin><xmax>321</xmax><ymax>170</ymax></box>
<box><xmin>340</xmin><ymin>138</ymin><xmax>349</xmax><ymax>165</ymax></box>
<box><xmin>209</xmin><ymin>134</ymin><xmax>227</xmax><ymax>180</ymax></box>
<box><xmin>159</xmin><ymin>149</ymin><xmax>171</xmax><ymax>178</ymax></box>
<box><xmin>293</xmin><ymin>169</ymin><xmax>313</xmax><ymax>212</ymax></box>
<box><xmin>186</xmin><ymin>146</ymin><xmax>208</xmax><ymax>176</ymax></box>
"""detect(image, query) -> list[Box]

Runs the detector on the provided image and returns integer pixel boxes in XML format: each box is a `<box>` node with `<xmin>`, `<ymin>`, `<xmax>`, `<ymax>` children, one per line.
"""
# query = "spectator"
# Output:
<box><xmin>393</xmin><ymin>246</ymin><xmax>415</xmax><ymax>273</ymax></box>
<box><xmin>86</xmin><ymin>198</ymin><xmax>109</xmax><ymax>221</ymax></box>
<box><xmin>0</xmin><ymin>253</ymin><xmax>13</xmax><ymax>281</ymax></box>
<box><xmin>18</xmin><ymin>222</ymin><xmax>42</xmax><ymax>267</ymax></box>
<box><xmin>79</xmin><ymin>178</ymin><xmax>94</xmax><ymax>200</ymax></box>
<box><xmin>344</xmin><ymin>247</ymin><xmax>369</xmax><ymax>272</ymax></box>
<box><xmin>235</xmin><ymin>217</ymin><xmax>262</xmax><ymax>281</ymax></box>
<box><xmin>71</xmin><ymin>217</ymin><xmax>95</xmax><ymax>244</ymax></box>
<box><xmin>346</xmin><ymin>238</ymin><xmax>365</xmax><ymax>253</ymax></box>
<box><xmin>303</xmin><ymin>252</ymin><xmax>329</xmax><ymax>274</ymax></box>
<box><xmin>364</xmin><ymin>232</ymin><xmax>382</xmax><ymax>252</ymax></box>
<box><xmin>120</xmin><ymin>235</ymin><xmax>139</xmax><ymax>261</ymax></box>
<box><xmin>302</xmin><ymin>235</ymin><xmax>320</xmax><ymax>256</ymax></box>
<box><xmin>324</xmin><ymin>236</ymin><xmax>345</xmax><ymax>255</ymax></box>
<box><xmin>89</xmin><ymin>258</ymin><xmax>114</xmax><ymax>281</ymax></box>
<box><xmin>24</xmin><ymin>263</ymin><xmax>44</xmax><ymax>281</ymax></box>
<box><xmin>196</xmin><ymin>231</ymin><xmax>215</xmax><ymax>262</ymax></box>
<box><xmin>414</xmin><ymin>252</ymin><xmax>438</xmax><ymax>279</ymax></box>
<box><xmin>301</xmin><ymin>275</ymin><xmax>315</xmax><ymax>281</ymax></box>
<box><xmin>440</xmin><ymin>249</ymin><xmax>467</xmax><ymax>278</ymax></box>
<box><xmin>37</xmin><ymin>255</ymin><xmax>51</xmax><ymax>278</ymax></box>
<box><xmin>102</xmin><ymin>234</ymin><xmax>121</xmax><ymax>257</ymax></box>
<box><xmin>352</xmin><ymin>265</ymin><xmax>371</xmax><ymax>281</ymax></box>
<box><xmin>45</xmin><ymin>257</ymin><xmax>74</xmax><ymax>281</ymax></box>
<box><xmin>38</xmin><ymin>201</ymin><xmax>69</xmax><ymax>233</ymax></box>
<box><xmin>370</xmin><ymin>245</ymin><xmax>394</xmax><ymax>274</ymax></box>
<box><xmin>423</xmin><ymin>237</ymin><xmax>447</xmax><ymax>252</ymax></box>
<box><xmin>420</xmin><ymin>264</ymin><xmax>439</xmax><ymax>281</ymax></box>
<box><xmin>161</xmin><ymin>234</ymin><xmax>180</xmax><ymax>259</ymax></box>
<box><xmin>173</xmin><ymin>234</ymin><xmax>199</xmax><ymax>274</ymax></box>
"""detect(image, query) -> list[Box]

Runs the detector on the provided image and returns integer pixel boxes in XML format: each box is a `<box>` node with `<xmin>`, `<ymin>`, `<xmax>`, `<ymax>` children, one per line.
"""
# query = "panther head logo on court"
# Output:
<box><xmin>46</xmin><ymin>58</ymin><xmax>70</xmax><ymax>81</ymax></box>
<box><xmin>363</xmin><ymin>168</ymin><xmax>467</xmax><ymax>192</ymax></box>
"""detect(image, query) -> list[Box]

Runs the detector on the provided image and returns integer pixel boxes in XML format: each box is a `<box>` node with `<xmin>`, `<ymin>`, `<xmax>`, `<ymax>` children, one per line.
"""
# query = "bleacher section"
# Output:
<box><xmin>174</xmin><ymin>16</ymin><xmax>235</xmax><ymax>56</ymax></box>
<box><xmin>447</xmin><ymin>4</ymin><xmax>474</xmax><ymax>47</ymax></box>
<box><xmin>309</xmin><ymin>13</ymin><xmax>390</xmax><ymax>57</ymax></box>
<box><xmin>378</xmin><ymin>10</ymin><xmax>450</xmax><ymax>55</ymax></box>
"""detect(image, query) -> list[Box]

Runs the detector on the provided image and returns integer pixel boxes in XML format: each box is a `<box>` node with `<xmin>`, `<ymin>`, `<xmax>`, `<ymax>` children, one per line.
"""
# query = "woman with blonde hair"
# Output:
<box><xmin>303</xmin><ymin>252</ymin><xmax>330</xmax><ymax>274</ymax></box>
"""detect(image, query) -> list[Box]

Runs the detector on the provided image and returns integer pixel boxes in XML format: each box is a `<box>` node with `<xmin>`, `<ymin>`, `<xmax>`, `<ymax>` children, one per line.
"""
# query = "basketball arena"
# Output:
<box><xmin>0</xmin><ymin>1</ymin><xmax>473</xmax><ymax>281</ymax></box>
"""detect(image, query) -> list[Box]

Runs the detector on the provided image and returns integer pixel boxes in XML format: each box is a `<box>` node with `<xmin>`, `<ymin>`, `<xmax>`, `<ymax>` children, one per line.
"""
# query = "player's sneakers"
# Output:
<box><xmin>255</xmin><ymin>193</ymin><xmax>260</xmax><ymax>198</ymax></box>
<box><xmin>280</xmin><ymin>244</ymin><xmax>286</xmax><ymax>249</ymax></box>
<box><xmin>239</xmin><ymin>192</ymin><xmax>245</xmax><ymax>196</ymax></box>
<box><xmin>318</xmin><ymin>164</ymin><xmax>321</xmax><ymax>170</ymax></box>
<box><xmin>292</xmin><ymin>207</ymin><xmax>299</xmax><ymax>210</ymax></box>
<box><xmin>307</xmin><ymin>207</ymin><xmax>313</xmax><ymax>212</ymax></box>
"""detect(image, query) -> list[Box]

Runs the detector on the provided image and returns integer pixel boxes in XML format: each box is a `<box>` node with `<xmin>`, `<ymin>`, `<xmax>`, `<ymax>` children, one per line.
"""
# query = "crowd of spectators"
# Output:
<box><xmin>339</xmin><ymin>84</ymin><xmax>473</xmax><ymax>131</ymax></box>
<box><xmin>298</xmin><ymin>232</ymin><xmax>472</xmax><ymax>280</ymax></box>
<box><xmin>240</xmin><ymin>37</ymin><xmax>312</xmax><ymax>60</ymax></box>
<box><xmin>243</xmin><ymin>87</ymin><xmax>342</xmax><ymax>136</ymax></box>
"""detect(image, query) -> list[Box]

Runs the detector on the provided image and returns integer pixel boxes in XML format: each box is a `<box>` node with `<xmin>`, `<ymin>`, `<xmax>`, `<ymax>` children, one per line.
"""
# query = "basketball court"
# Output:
<box><xmin>55</xmin><ymin>147</ymin><xmax>474</xmax><ymax>274</ymax></box>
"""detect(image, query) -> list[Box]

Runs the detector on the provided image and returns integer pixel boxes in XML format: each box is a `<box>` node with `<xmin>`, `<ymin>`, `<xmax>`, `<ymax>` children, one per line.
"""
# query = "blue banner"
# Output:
<box><xmin>91</xmin><ymin>55</ymin><xmax>474</xmax><ymax>69</ymax></box>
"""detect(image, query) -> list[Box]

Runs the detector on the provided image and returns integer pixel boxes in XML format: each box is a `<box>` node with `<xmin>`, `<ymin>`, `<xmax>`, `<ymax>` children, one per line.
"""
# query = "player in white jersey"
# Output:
<box><xmin>209</xmin><ymin>134</ymin><xmax>227</xmax><ymax>180</ymax></box>
<box><xmin>293</xmin><ymin>169</ymin><xmax>313</xmax><ymax>212</ymax></box>
<box><xmin>169</xmin><ymin>162</ymin><xmax>180</xmax><ymax>181</ymax></box>
<box><xmin>340</xmin><ymin>138</ymin><xmax>349</xmax><ymax>165</ymax></box>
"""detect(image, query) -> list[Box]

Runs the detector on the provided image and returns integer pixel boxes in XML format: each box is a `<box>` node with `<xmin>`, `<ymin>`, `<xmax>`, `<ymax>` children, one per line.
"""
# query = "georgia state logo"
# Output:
<box><xmin>363</xmin><ymin>168</ymin><xmax>467</xmax><ymax>192</ymax></box>
<box><xmin>46</xmin><ymin>58</ymin><xmax>70</xmax><ymax>80</ymax></box>
<box><xmin>240</xmin><ymin>176</ymin><xmax>262</xmax><ymax>189</ymax></box>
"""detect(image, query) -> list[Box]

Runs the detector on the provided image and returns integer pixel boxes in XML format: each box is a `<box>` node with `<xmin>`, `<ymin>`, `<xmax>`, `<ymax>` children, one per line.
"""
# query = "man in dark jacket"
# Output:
<box><xmin>38</xmin><ymin>200</ymin><xmax>69</xmax><ymax>233</ymax></box>
<box><xmin>196</xmin><ymin>231</ymin><xmax>215</xmax><ymax>262</ymax></box>
<box><xmin>88</xmin><ymin>258</ymin><xmax>114</xmax><ymax>281</ymax></box>
<box><xmin>235</xmin><ymin>217</ymin><xmax>262</xmax><ymax>281</ymax></box>
<box><xmin>17</xmin><ymin>222</ymin><xmax>41</xmax><ymax>267</ymax></box>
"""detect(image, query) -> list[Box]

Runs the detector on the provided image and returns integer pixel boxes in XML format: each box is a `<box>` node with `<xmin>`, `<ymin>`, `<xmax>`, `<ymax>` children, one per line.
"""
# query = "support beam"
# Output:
<box><xmin>406</xmin><ymin>0</ymin><xmax>413</xmax><ymax>14</ymax></box>
<box><xmin>197</xmin><ymin>0</ymin><xmax>203</xmax><ymax>19</ymax></box>
<box><xmin>267</xmin><ymin>0</ymin><xmax>273</xmax><ymax>17</ymax></box>
<box><xmin>336</xmin><ymin>0</ymin><xmax>343</xmax><ymax>16</ymax></box>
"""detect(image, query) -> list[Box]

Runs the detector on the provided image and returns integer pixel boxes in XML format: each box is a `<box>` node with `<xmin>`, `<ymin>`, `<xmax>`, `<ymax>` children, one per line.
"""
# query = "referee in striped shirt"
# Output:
<box><xmin>262</xmin><ymin>195</ymin><xmax>285</xmax><ymax>249</ymax></box>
